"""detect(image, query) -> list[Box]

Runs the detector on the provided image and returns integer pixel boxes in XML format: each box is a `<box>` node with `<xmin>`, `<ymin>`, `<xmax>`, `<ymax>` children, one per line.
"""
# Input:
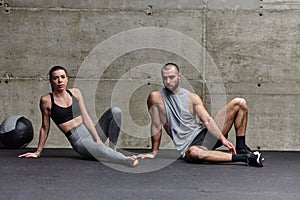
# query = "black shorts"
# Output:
<box><xmin>189</xmin><ymin>128</ymin><xmax>221</xmax><ymax>150</ymax></box>
<box><xmin>189</xmin><ymin>128</ymin><xmax>208</xmax><ymax>147</ymax></box>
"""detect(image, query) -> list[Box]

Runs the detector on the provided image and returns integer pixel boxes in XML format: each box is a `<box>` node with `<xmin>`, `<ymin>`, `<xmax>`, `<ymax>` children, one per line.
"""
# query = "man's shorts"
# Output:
<box><xmin>189</xmin><ymin>128</ymin><xmax>221</xmax><ymax>150</ymax></box>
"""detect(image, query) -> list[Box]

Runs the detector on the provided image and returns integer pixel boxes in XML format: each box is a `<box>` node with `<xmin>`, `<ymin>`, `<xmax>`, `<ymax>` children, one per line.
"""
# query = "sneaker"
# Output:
<box><xmin>237</xmin><ymin>145</ymin><xmax>251</xmax><ymax>154</ymax></box>
<box><xmin>246</xmin><ymin>151</ymin><xmax>264</xmax><ymax>167</ymax></box>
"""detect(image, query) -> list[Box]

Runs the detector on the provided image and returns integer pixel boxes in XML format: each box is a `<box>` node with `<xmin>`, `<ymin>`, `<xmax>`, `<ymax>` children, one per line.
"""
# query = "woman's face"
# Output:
<box><xmin>50</xmin><ymin>69</ymin><xmax>68</xmax><ymax>92</ymax></box>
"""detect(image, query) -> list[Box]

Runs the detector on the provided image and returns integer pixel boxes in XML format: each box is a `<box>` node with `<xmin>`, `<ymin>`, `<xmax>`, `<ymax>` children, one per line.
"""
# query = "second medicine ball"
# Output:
<box><xmin>0</xmin><ymin>115</ymin><xmax>34</xmax><ymax>149</ymax></box>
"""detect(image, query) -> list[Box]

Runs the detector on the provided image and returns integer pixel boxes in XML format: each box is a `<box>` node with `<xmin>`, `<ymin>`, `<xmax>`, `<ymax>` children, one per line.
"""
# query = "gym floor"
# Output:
<box><xmin>0</xmin><ymin>148</ymin><xmax>299</xmax><ymax>200</ymax></box>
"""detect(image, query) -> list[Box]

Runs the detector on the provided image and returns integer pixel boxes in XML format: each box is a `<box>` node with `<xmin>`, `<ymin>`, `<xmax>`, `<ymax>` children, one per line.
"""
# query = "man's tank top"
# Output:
<box><xmin>160</xmin><ymin>87</ymin><xmax>205</xmax><ymax>157</ymax></box>
<box><xmin>50</xmin><ymin>90</ymin><xmax>81</xmax><ymax>125</ymax></box>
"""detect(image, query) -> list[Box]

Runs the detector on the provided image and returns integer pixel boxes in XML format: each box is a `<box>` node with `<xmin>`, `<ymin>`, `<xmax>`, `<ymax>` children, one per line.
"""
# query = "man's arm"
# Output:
<box><xmin>149</xmin><ymin>103</ymin><xmax>163</xmax><ymax>157</ymax></box>
<box><xmin>138</xmin><ymin>91</ymin><xmax>163</xmax><ymax>159</ymax></box>
<box><xmin>191</xmin><ymin>93</ymin><xmax>236</xmax><ymax>154</ymax></box>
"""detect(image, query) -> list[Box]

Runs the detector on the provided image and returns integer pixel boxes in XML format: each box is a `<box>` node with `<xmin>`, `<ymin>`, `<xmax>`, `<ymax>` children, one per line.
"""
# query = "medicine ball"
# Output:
<box><xmin>0</xmin><ymin>115</ymin><xmax>34</xmax><ymax>149</ymax></box>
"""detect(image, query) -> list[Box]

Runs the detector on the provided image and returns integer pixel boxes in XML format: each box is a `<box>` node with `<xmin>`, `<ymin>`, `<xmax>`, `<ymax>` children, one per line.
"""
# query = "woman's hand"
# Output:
<box><xmin>95</xmin><ymin>138</ymin><xmax>104</xmax><ymax>145</ymax></box>
<box><xmin>18</xmin><ymin>151</ymin><xmax>40</xmax><ymax>158</ymax></box>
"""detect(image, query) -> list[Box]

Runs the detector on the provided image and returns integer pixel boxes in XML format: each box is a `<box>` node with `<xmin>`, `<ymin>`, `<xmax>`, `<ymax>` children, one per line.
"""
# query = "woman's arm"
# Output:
<box><xmin>19</xmin><ymin>95</ymin><xmax>51</xmax><ymax>158</ymax></box>
<box><xmin>72</xmin><ymin>88</ymin><xmax>103</xmax><ymax>144</ymax></box>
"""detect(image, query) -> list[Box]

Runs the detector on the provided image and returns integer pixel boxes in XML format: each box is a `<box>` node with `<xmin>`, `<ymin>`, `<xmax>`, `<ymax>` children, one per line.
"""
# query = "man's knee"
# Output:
<box><xmin>233</xmin><ymin>97</ymin><xmax>248</xmax><ymax>111</ymax></box>
<box><xmin>186</xmin><ymin>146</ymin><xmax>209</xmax><ymax>161</ymax></box>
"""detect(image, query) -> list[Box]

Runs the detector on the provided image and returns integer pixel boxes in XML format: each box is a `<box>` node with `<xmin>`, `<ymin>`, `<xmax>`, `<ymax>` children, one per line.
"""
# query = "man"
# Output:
<box><xmin>138</xmin><ymin>63</ymin><xmax>263</xmax><ymax>167</ymax></box>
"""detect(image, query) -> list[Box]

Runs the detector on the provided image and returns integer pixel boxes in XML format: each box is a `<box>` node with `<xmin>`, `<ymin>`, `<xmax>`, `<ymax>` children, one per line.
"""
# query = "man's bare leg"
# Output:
<box><xmin>185</xmin><ymin>145</ymin><xmax>263</xmax><ymax>167</ymax></box>
<box><xmin>214</xmin><ymin>97</ymin><xmax>248</xmax><ymax>137</ymax></box>
<box><xmin>185</xmin><ymin>146</ymin><xmax>232</xmax><ymax>163</ymax></box>
<box><xmin>213</xmin><ymin>97</ymin><xmax>249</xmax><ymax>152</ymax></box>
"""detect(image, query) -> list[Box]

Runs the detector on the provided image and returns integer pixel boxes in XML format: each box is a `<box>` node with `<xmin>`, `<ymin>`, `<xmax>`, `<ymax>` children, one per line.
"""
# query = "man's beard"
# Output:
<box><xmin>165</xmin><ymin>81</ymin><xmax>179</xmax><ymax>93</ymax></box>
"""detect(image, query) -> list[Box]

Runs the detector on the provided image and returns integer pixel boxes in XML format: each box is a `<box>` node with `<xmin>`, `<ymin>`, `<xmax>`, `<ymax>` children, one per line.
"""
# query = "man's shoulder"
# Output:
<box><xmin>148</xmin><ymin>89</ymin><xmax>162</xmax><ymax>99</ymax></box>
<box><xmin>147</xmin><ymin>89</ymin><xmax>163</xmax><ymax>105</ymax></box>
<box><xmin>186</xmin><ymin>90</ymin><xmax>202</xmax><ymax>105</ymax></box>
<box><xmin>149</xmin><ymin>89</ymin><xmax>161</xmax><ymax>95</ymax></box>
<box><xmin>179</xmin><ymin>88</ymin><xmax>198</xmax><ymax>98</ymax></box>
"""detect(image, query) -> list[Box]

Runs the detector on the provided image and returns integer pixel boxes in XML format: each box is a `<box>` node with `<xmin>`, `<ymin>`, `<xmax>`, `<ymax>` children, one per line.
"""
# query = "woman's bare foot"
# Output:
<box><xmin>124</xmin><ymin>155</ymin><xmax>139</xmax><ymax>167</ymax></box>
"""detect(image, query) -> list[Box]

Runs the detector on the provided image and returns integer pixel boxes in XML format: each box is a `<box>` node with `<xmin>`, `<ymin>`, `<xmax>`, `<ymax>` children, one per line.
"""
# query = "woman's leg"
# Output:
<box><xmin>82</xmin><ymin>140</ymin><xmax>138</xmax><ymax>166</ymax></box>
<box><xmin>95</xmin><ymin>106</ymin><xmax>122</xmax><ymax>150</ymax></box>
<box><xmin>68</xmin><ymin>124</ymin><xmax>137</xmax><ymax>167</ymax></box>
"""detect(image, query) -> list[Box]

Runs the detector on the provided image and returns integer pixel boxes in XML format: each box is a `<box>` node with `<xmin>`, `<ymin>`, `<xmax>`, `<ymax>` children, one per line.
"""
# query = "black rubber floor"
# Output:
<box><xmin>1</xmin><ymin>148</ymin><xmax>299</xmax><ymax>200</ymax></box>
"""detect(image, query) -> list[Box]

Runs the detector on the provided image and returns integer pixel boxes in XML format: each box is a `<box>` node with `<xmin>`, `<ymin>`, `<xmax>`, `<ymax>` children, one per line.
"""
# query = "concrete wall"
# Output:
<box><xmin>0</xmin><ymin>0</ymin><xmax>299</xmax><ymax>150</ymax></box>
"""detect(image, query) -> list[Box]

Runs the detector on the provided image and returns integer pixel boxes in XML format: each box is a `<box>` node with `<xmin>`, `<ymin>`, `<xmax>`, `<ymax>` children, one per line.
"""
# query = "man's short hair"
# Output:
<box><xmin>162</xmin><ymin>63</ymin><xmax>180</xmax><ymax>73</ymax></box>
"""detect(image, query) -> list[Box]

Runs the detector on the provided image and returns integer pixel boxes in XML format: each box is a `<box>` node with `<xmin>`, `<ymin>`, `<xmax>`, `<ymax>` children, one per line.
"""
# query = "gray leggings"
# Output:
<box><xmin>95</xmin><ymin>106</ymin><xmax>121</xmax><ymax>150</ymax></box>
<box><xmin>66</xmin><ymin>107</ymin><xmax>127</xmax><ymax>165</ymax></box>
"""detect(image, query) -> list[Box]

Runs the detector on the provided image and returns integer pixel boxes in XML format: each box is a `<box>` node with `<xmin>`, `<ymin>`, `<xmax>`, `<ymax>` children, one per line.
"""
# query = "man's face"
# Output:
<box><xmin>161</xmin><ymin>66</ymin><xmax>181</xmax><ymax>93</ymax></box>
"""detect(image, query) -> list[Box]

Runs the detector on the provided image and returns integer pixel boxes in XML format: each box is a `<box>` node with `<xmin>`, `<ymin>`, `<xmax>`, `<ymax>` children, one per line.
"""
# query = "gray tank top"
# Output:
<box><xmin>160</xmin><ymin>87</ymin><xmax>205</xmax><ymax>157</ymax></box>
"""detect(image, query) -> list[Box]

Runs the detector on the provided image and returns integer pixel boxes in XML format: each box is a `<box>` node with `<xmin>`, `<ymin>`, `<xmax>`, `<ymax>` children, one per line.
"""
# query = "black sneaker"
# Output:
<box><xmin>236</xmin><ymin>145</ymin><xmax>251</xmax><ymax>154</ymax></box>
<box><xmin>246</xmin><ymin>151</ymin><xmax>264</xmax><ymax>167</ymax></box>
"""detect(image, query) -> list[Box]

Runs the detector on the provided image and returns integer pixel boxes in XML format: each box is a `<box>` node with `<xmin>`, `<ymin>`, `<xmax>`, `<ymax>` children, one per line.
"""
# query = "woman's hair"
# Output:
<box><xmin>48</xmin><ymin>66</ymin><xmax>68</xmax><ymax>80</ymax></box>
<box><xmin>48</xmin><ymin>66</ymin><xmax>68</xmax><ymax>91</ymax></box>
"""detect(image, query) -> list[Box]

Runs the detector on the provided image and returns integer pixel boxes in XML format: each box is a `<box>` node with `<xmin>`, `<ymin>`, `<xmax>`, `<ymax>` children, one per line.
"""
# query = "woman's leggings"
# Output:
<box><xmin>95</xmin><ymin>106</ymin><xmax>121</xmax><ymax>150</ymax></box>
<box><xmin>66</xmin><ymin>107</ymin><xmax>127</xmax><ymax>165</ymax></box>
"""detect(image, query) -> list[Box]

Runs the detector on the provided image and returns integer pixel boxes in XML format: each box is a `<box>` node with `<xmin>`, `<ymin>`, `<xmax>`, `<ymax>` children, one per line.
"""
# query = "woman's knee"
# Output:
<box><xmin>110</xmin><ymin>106</ymin><xmax>122</xmax><ymax>125</ymax></box>
<box><xmin>111</xmin><ymin>106</ymin><xmax>122</xmax><ymax>116</ymax></box>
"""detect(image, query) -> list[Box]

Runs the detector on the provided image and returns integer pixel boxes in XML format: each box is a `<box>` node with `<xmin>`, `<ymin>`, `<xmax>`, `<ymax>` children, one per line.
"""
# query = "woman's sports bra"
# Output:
<box><xmin>49</xmin><ymin>90</ymin><xmax>81</xmax><ymax>125</ymax></box>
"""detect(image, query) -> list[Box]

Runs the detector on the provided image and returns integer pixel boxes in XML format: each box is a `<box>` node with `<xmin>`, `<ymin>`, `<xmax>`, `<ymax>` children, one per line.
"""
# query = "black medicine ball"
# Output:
<box><xmin>0</xmin><ymin>115</ymin><xmax>34</xmax><ymax>149</ymax></box>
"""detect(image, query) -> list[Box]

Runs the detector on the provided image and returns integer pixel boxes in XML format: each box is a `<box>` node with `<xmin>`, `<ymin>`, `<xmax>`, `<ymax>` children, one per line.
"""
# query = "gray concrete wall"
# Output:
<box><xmin>0</xmin><ymin>0</ymin><xmax>299</xmax><ymax>150</ymax></box>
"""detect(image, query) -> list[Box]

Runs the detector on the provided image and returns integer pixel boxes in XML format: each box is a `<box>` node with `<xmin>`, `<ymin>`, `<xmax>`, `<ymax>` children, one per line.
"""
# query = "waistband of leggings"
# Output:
<box><xmin>64</xmin><ymin>123</ymin><xmax>83</xmax><ymax>138</ymax></box>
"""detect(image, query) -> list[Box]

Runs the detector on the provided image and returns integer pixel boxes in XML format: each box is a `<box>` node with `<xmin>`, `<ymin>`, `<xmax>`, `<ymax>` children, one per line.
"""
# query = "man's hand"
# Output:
<box><xmin>220</xmin><ymin>137</ymin><xmax>237</xmax><ymax>154</ymax></box>
<box><xmin>137</xmin><ymin>152</ymin><xmax>156</xmax><ymax>159</ymax></box>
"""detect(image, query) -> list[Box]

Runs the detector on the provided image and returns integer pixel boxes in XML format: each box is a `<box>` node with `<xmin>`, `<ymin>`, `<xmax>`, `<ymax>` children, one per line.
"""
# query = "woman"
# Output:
<box><xmin>19</xmin><ymin>66</ymin><xmax>138</xmax><ymax>167</ymax></box>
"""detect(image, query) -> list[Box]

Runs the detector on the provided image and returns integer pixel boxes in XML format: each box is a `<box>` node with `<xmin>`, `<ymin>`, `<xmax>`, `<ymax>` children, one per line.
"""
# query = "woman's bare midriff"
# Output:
<box><xmin>57</xmin><ymin>116</ymin><xmax>83</xmax><ymax>134</ymax></box>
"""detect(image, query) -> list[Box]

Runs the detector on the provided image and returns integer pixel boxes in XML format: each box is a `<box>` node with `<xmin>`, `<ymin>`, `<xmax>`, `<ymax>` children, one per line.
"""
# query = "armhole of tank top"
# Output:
<box><xmin>159</xmin><ymin>88</ymin><xmax>164</xmax><ymax>97</ymax></box>
<box><xmin>49</xmin><ymin>93</ymin><xmax>53</xmax><ymax>104</ymax></box>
